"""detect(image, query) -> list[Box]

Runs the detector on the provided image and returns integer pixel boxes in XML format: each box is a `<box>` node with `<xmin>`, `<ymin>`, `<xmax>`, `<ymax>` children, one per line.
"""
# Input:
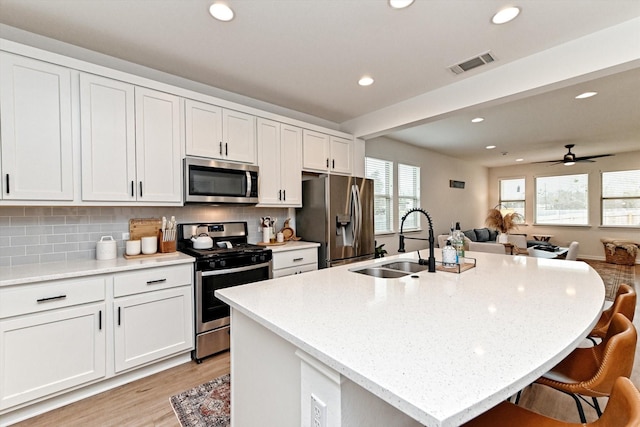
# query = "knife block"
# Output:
<box><xmin>158</xmin><ymin>230</ymin><xmax>177</xmax><ymax>253</ymax></box>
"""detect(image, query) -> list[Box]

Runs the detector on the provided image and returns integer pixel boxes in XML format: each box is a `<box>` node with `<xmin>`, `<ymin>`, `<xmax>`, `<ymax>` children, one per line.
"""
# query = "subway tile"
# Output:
<box><xmin>0</xmin><ymin>217</ymin><xmax>10</xmax><ymax>226</ymax></box>
<box><xmin>0</xmin><ymin>207</ymin><xmax>25</xmax><ymax>217</ymax></box>
<box><xmin>101</xmin><ymin>223</ymin><xmax>128</xmax><ymax>233</ymax></box>
<box><xmin>0</xmin><ymin>236</ymin><xmax>10</xmax><ymax>247</ymax></box>
<box><xmin>79</xmin><ymin>241</ymin><xmax>97</xmax><ymax>250</ymax></box>
<box><xmin>42</xmin><ymin>216</ymin><xmax>66</xmax><ymax>225</ymax></box>
<box><xmin>90</xmin><ymin>215</ymin><xmax>114</xmax><ymax>224</ymax></box>
<box><xmin>52</xmin><ymin>207</ymin><xmax>78</xmax><ymax>216</ymax></box>
<box><xmin>78</xmin><ymin>224</ymin><xmax>102</xmax><ymax>233</ymax></box>
<box><xmin>0</xmin><ymin>226</ymin><xmax>26</xmax><ymax>237</ymax></box>
<box><xmin>26</xmin><ymin>244</ymin><xmax>54</xmax><ymax>255</ymax></box>
<box><xmin>11</xmin><ymin>255</ymin><xmax>40</xmax><ymax>266</ymax></box>
<box><xmin>0</xmin><ymin>245</ymin><xmax>25</xmax><ymax>257</ymax></box>
<box><xmin>24</xmin><ymin>207</ymin><xmax>52</xmax><ymax>216</ymax></box>
<box><xmin>40</xmin><ymin>253</ymin><xmax>66</xmax><ymax>264</ymax></box>
<box><xmin>53</xmin><ymin>224</ymin><xmax>79</xmax><ymax>235</ymax></box>
<box><xmin>11</xmin><ymin>216</ymin><xmax>40</xmax><ymax>226</ymax></box>
<box><xmin>65</xmin><ymin>216</ymin><xmax>90</xmax><ymax>225</ymax></box>
<box><xmin>43</xmin><ymin>234</ymin><xmax>66</xmax><ymax>244</ymax></box>
<box><xmin>67</xmin><ymin>250</ymin><xmax>94</xmax><ymax>261</ymax></box>
<box><xmin>66</xmin><ymin>233</ymin><xmax>91</xmax><ymax>243</ymax></box>
<box><xmin>54</xmin><ymin>242</ymin><xmax>79</xmax><ymax>253</ymax></box>
<box><xmin>26</xmin><ymin>225</ymin><xmax>53</xmax><ymax>235</ymax></box>
<box><xmin>11</xmin><ymin>235</ymin><xmax>41</xmax><ymax>246</ymax></box>
<box><xmin>0</xmin><ymin>257</ymin><xmax>9</xmax><ymax>267</ymax></box>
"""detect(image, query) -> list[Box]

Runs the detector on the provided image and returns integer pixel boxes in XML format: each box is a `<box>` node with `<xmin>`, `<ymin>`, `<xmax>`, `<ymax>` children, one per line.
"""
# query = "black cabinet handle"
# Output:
<box><xmin>332</xmin><ymin>159</ymin><xmax>335</xmax><ymax>169</ymax></box>
<box><xmin>293</xmin><ymin>257</ymin><xmax>304</xmax><ymax>262</ymax></box>
<box><xmin>5</xmin><ymin>174</ymin><xmax>9</xmax><ymax>194</ymax></box>
<box><xmin>283</xmin><ymin>189</ymin><xmax>286</xmax><ymax>201</ymax></box>
<box><xmin>118</xmin><ymin>307</ymin><xmax>121</xmax><ymax>326</ymax></box>
<box><xmin>225</xmin><ymin>143</ymin><xmax>228</xmax><ymax>156</ymax></box>
<box><xmin>278</xmin><ymin>189</ymin><xmax>282</xmax><ymax>200</ymax></box>
<box><xmin>146</xmin><ymin>278</ymin><xmax>167</xmax><ymax>285</ymax></box>
<box><xmin>139</xmin><ymin>181</ymin><xmax>143</xmax><ymax>198</ymax></box>
<box><xmin>36</xmin><ymin>295</ymin><xmax>67</xmax><ymax>303</ymax></box>
<box><xmin>99</xmin><ymin>310</ymin><xmax>102</xmax><ymax>330</ymax></box>
<box><xmin>131</xmin><ymin>181</ymin><xmax>134</xmax><ymax>197</ymax></box>
<box><xmin>326</xmin><ymin>158</ymin><xmax>329</xmax><ymax>167</ymax></box>
<box><xmin>219</xmin><ymin>141</ymin><xmax>223</xmax><ymax>155</ymax></box>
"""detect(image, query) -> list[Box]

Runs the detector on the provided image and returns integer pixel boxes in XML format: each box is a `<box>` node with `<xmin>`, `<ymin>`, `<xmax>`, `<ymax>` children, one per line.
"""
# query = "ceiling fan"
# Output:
<box><xmin>536</xmin><ymin>144</ymin><xmax>614</xmax><ymax>166</ymax></box>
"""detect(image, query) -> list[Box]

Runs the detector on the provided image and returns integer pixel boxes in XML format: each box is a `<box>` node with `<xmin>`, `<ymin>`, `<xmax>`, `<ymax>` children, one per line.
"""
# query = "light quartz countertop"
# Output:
<box><xmin>0</xmin><ymin>252</ymin><xmax>195</xmax><ymax>287</ymax></box>
<box><xmin>264</xmin><ymin>240</ymin><xmax>320</xmax><ymax>253</ymax></box>
<box><xmin>217</xmin><ymin>251</ymin><xmax>605</xmax><ymax>426</ymax></box>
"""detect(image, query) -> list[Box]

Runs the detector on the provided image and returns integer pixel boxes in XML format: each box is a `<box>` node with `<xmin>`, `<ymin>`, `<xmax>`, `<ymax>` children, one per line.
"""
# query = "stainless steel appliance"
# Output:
<box><xmin>296</xmin><ymin>175</ymin><xmax>374</xmax><ymax>268</ymax></box>
<box><xmin>177</xmin><ymin>222</ymin><xmax>272</xmax><ymax>362</ymax></box>
<box><xmin>184</xmin><ymin>157</ymin><xmax>259</xmax><ymax>204</ymax></box>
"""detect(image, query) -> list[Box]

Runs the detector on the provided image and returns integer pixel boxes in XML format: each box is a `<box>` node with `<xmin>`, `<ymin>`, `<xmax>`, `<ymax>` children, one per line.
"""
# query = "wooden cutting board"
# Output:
<box><xmin>129</xmin><ymin>218</ymin><xmax>163</xmax><ymax>240</ymax></box>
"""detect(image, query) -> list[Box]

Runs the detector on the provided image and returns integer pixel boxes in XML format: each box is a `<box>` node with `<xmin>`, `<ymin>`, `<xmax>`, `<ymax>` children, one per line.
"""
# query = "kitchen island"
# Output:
<box><xmin>216</xmin><ymin>251</ymin><xmax>605</xmax><ymax>427</ymax></box>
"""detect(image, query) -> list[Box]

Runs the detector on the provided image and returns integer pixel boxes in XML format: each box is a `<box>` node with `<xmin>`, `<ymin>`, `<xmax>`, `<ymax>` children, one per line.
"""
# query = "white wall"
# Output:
<box><xmin>488</xmin><ymin>150</ymin><xmax>640</xmax><ymax>261</ymax></box>
<box><xmin>365</xmin><ymin>137</ymin><xmax>488</xmax><ymax>256</ymax></box>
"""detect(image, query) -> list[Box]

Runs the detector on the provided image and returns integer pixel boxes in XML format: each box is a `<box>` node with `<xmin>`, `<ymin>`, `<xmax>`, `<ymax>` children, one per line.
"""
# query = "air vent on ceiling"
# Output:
<box><xmin>448</xmin><ymin>51</ymin><xmax>496</xmax><ymax>75</ymax></box>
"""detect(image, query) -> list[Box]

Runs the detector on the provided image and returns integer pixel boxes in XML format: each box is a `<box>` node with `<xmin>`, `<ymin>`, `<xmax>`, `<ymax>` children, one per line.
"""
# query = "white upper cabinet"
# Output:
<box><xmin>80</xmin><ymin>75</ymin><xmax>181</xmax><ymax>203</ymax></box>
<box><xmin>0</xmin><ymin>53</ymin><xmax>74</xmax><ymax>201</ymax></box>
<box><xmin>134</xmin><ymin>87</ymin><xmax>182</xmax><ymax>203</ymax></box>
<box><xmin>257</xmin><ymin>118</ymin><xmax>302</xmax><ymax>207</ymax></box>
<box><xmin>185</xmin><ymin>99</ymin><xmax>256</xmax><ymax>164</ymax></box>
<box><xmin>80</xmin><ymin>74</ymin><xmax>136</xmax><ymax>201</ymax></box>
<box><xmin>302</xmin><ymin>130</ymin><xmax>352</xmax><ymax>175</ymax></box>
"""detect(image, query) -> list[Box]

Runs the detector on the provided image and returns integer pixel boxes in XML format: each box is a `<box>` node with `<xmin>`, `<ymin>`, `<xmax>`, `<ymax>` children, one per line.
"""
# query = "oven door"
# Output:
<box><xmin>196</xmin><ymin>261</ymin><xmax>271</xmax><ymax>333</ymax></box>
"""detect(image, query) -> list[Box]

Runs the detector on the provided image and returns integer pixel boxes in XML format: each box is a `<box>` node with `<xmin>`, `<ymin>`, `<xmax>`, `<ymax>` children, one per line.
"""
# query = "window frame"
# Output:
<box><xmin>397</xmin><ymin>163</ymin><xmax>421</xmax><ymax>232</ymax></box>
<box><xmin>499</xmin><ymin>177</ymin><xmax>526</xmax><ymax>222</ymax></box>
<box><xmin>534</xmin><ymin>173</ymin><xmax>590</xmax><ymax>226</ymax></box>
<box><xmin>601</xmin><ymin>169</ymin><xmax>640</xmax><ymax>228</ymax></box>
<box><xmin>365</xmin><ymin>156</ymin><xmax>394</xmax><ymax>235</ymax></box>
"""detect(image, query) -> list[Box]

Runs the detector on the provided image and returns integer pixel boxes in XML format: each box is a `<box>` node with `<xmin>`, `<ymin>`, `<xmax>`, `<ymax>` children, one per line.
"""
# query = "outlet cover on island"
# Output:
<box><xmin>311</xmin><ymin>394</ymin><xmax>327</xmax><ymax>427</ymax></box>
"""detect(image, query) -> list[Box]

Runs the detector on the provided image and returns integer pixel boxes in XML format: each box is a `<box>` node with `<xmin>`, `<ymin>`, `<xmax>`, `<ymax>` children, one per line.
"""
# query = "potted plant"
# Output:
<box><xmin>374</xmin><ymin>241</ymin><xmax>388</xmax><ymax>258</ymax></box>
<box><xmin>485</xmin><ymin>205</ymin><xmax>523</xmax><ymax>243</ymax></box>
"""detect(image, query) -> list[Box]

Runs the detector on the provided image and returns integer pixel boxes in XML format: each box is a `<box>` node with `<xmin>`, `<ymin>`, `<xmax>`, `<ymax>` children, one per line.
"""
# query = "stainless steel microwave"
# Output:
<box><xmin>184</xmin><ymin>157</ymin><xmax>259</xmax><ymax>204</ymax></box>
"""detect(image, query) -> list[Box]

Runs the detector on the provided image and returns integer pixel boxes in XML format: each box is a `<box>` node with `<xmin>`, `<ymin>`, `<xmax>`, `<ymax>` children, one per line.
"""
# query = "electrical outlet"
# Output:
<box><xmin>311</xmin><ymin>394</ymin><xmax>327</xmax><ymax>427</ymax></box>
<box><xmin>122</xmin><ymin>232</ymin><xmax>130</xmax><ymax>240</ymax></box>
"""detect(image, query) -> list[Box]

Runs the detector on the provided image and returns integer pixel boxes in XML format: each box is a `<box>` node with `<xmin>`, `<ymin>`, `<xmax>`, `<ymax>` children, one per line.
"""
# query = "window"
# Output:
<box><xmin>499</xmin><ymin>178</ymin><xmax>525</xmax><ymax>220</ymax></box>
<box><xmin>398</xmin><ymin>163</ymin><xmax>420</xmax><ymax>230</ymax></box>
<box><xmin>535</xmin><ymin>174</ymin><xmax>589</xmax><ymax>225</ymax></box>
<box><xmin>602</xmin><ymin>169</ymin><xmax>640</xmax><ymax>226</ymax></box>
<box><xmin>365</xmin><ymin>157</ymin><xmax>393</xmax><ymax>234</ymax></box>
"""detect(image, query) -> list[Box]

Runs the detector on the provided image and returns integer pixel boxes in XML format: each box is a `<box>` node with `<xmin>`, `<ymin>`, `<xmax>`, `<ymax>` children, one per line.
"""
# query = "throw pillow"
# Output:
<box><xmin>475</xmin><ymin>228</ymin><xmax>490</xmax><ymax>242</ymax></box>
<box><xmin>488</xmin><ymin>229</ymin><xmax>498</xmax><ymax>241</ymax></box>
<box><xmin>463</xmin><ymin>230</ymin><xmax>477</xmax><ymax>242</ymax></box>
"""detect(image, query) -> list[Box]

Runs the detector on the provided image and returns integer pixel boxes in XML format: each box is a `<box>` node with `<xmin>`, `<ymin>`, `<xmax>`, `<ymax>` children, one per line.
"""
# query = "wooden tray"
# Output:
<box><xmin>123</xmin><ymin>252</ymin><xmax>180</xmax><ymax>260</ymax></box>
<box><xmin>435</xmin><ymin>258</ymin><xmax>476</xmax><ymax>274</ymax></box>
<box><xmin>257</xmin><ymin>241</ymin><xmax>286</xmax><ymax>246</ymax></box>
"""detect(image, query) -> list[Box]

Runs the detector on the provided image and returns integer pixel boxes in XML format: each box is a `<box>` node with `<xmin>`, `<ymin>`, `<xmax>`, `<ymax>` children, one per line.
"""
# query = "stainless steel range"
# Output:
<box><xmin>177</xmin><ymin>222</ymin><xmax>272</xmax><ymax>362</ymax></box>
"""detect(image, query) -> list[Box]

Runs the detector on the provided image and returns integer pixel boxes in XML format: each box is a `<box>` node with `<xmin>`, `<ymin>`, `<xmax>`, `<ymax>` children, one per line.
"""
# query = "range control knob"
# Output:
<box><xmin>251</xmin><ymin>255</ymin><xmax>258</xmax><ymax>263</ymax></box>
<box><xmin>259</xmin><ymin>254</ymin><xmax>266</xmax><ymax>262</ymax></box>
<box><xmin>209</xmin><ymin>261</ymin><xmax>216</xmax><ymax>269</ymax></box>
<box><xmin>219</xmin><ymin>259</ymin><xmax>226</xmax><ymax>268</ymax></box>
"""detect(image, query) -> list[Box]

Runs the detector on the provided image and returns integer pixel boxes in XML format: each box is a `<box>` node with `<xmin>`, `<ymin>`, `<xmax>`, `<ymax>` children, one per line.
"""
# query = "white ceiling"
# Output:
<box><xmin>1</xmin><ymin>0</ymin><xmax>639</xmax><ymax>167</ymax></box>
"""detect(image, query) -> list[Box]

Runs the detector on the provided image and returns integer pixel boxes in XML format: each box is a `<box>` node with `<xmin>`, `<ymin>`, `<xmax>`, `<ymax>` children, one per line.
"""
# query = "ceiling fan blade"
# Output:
<box><xmin>574</xmin><ymin>153</ymin><xmax>614</xmax><ymax>161</ymax></box>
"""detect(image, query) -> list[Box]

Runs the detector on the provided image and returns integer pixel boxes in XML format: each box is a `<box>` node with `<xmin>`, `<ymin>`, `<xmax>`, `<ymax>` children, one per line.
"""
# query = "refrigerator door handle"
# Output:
<box><xmin>353</xmin><ymin>184</ymin><xmax>362</xmax><ymax>251</ymax></box>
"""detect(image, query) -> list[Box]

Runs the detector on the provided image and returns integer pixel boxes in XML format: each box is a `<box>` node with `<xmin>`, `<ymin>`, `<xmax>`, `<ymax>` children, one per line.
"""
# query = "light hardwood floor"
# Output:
<box><xmin>11</xmin><ymin>265</ymin><xmax>640</xmax><ymax>426</ymax></box>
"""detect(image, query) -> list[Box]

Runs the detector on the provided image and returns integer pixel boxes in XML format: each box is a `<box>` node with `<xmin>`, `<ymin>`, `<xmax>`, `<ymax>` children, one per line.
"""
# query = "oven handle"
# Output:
<box><xmin>200</xmin><ymin>261</ymin><xmax>272</xmax><ymax>277</ymax></box>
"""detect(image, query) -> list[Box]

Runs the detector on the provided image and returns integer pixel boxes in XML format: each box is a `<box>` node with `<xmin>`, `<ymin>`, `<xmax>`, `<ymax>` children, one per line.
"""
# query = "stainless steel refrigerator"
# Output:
<box><xmin>296</xmin><ymin>175</ymin><xmax>374</xmax><ymax>268</ymax></box>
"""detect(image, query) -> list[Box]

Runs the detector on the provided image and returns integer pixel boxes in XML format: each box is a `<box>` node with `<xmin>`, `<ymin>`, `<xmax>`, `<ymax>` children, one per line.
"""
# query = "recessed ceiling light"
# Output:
<box><xmin>575</xmin><ymin>91</ymin><xmax>598</xmax><ymax>99</ymax></box>
<box><xmin>358</xmin><ymin>76</ymin><xmax>374</xmax><ymax>86</ymax></box>
<box><xmin>486</xmin><ymin>145</ymin><xmax>496</xmax><ymax>150</ymax></box>
<box><xmin>389</xmin><ymin>0</ymin><xmax>414</xmax><ymax>9</ymax></box>
<box><xmin>209</xmin><ymin>3</ymin><xmax>234</xmax><ymax>22</ymax></box>
<box><xmin>516</xmin><ymin>158</ymin><xmax>524</xmax><ymax>162</ymax></box>
<box><xmin>492</xmin><ymin>6</ymin><xmax>520</xmax><ymax>24</ymax></box>
<box><xmin>471</xmin><ymin>117</ymin><xmax>484</xmax><ymax>123</ymax></box>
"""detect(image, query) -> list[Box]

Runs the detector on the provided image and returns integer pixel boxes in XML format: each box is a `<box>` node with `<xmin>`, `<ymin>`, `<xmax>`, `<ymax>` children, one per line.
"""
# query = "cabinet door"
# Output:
<box><xmin>80</xmin><ymin>74</ymin><xmax>136</xmax><ymax>201</ymax></box>
<box><xmin>223</xmin><ymin>109</ymin><xmax>256</xmax><ymax>164</ymax></box>
<box><xmin>134</xmin><ymin>87</ymin><xmax>182</xmax><ymax>202</ymax></box>
<box><xmin>0</xmin><ymin>303</ymin><xmax>106</xmax><ymax>410</ymax></box>
<box><xmin>113</xmin><ymin>286</ymin><xmax>193</xmax><ymax>373</ymax></box>
<box><xmin>185</xmin><ymin>99</ymin><xmax>223</xmax><ymax>159</ymax></box>
<box><xmin>302</xmin><ymin>130</ymin><xmax>330</xmax><ymax>172</ymax></box>
<box><xmin>280</xmin><ymin>124</ymin><xmax>302</xmax><ymax>206</ymax></box>
<box><xmin>257</xmin><ymin>118</ymin><xmax>282</xmax><ymax>205</ymax></box>
<box><xmin>330</xmin><ymin>136</ymin><xmax>352</xmax><ymax>175</ymax></box>
<box><xmin>0</xmin><ymin>53</ymin><xmax>74</xmax><ymax>201</ymax></box>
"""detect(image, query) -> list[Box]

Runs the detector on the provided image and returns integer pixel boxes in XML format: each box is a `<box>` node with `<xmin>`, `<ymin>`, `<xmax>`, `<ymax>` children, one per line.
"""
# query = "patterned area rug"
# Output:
<box><xmin>170</xmin><ymin>374</ymin><xmax>230</xmax><ymax>427</ymax></box>
<box><xmin>581</xmin><ymin>259</ymin><xmax>636</xmax><ymax>301</ymax></box>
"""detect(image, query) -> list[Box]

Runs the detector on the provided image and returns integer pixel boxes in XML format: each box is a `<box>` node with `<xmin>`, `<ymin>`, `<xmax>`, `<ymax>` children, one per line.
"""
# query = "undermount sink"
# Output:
<box><xmin>350</xmin><ymin>260</ymin><xmax>429</xmax><ymax>278</ymax></box>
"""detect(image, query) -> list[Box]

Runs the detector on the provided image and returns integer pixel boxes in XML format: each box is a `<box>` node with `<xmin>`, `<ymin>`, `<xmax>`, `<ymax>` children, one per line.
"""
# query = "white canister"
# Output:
<box><xmin>262</xmin><ymin>227</ymin><xmax>271</xmax><ymax>243</ymax></box>
<box><xmin>276</xmin><ymin>232</ymin><xmax>284</xmax><ymax>243</ymax></box>
<box><xmin>126</xmin><ymin>239</ymin><xmax>141</xmax><ymax>256</ymax></box>
<box><xmin>96</xmin><ymin>236</ymin><xmax>117</xmax><ymax>260</ymax></box>
<box><xmin>141</xmin><ymin>236</ymin><xmax>157</xmax><ymax>255</ymax></box>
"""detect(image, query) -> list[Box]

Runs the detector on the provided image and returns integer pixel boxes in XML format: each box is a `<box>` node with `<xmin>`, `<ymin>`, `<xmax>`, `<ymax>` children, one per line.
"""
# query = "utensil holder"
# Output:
<box><xmin>158</xmin><ymin>230</ymin><xmax>177</xmax><ymax>253</ymax></box>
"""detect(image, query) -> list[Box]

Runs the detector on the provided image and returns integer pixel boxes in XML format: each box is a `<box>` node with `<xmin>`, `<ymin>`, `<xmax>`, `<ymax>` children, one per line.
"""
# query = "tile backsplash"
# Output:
<box><xmin>0</xmin><ymin>205</ymin><xmax>293</xmax><ymax>267</ymax></box>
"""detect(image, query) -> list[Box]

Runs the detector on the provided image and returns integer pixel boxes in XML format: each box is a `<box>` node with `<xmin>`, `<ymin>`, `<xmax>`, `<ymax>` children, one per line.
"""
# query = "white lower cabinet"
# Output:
<box><xmin>0</xmin><ymin>276</ymin><xmax>107</xmax><ymax>411</ymax></box>
<box><xmin>113</xmin><ymin>286</ymin><xmax>193</xmax><ymax>373</ymax></box>
<box><xmin>272</xmin><ymin>247</ymin><xmax>318</xmax><ymax>278</ymax></box>
<box><xmin>0</xmin><ymin>263</ymin><xmax>194</xmax><ymax>414</ymax></box>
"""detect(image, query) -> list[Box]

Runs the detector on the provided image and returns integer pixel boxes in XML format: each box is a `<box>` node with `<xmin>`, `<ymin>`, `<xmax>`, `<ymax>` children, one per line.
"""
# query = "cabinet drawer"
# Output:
<box><xmin>0</xmin><ymin>276</ymin><xmax>106</xmax><ymax>319</ymax></box>
<box><xmin>272</xmin><ymin>248</ymin><xmax>318</xmax><ymax>270</ymax></box>
<box><xmin>272</xmin><ymin>263</ymin><xmax>317</xmax><ymax>279</ymax></box>
<box><xmin>113</xmin><ymin>264</ymin><xmax>193</xmax><ymax>297</ymax></box>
